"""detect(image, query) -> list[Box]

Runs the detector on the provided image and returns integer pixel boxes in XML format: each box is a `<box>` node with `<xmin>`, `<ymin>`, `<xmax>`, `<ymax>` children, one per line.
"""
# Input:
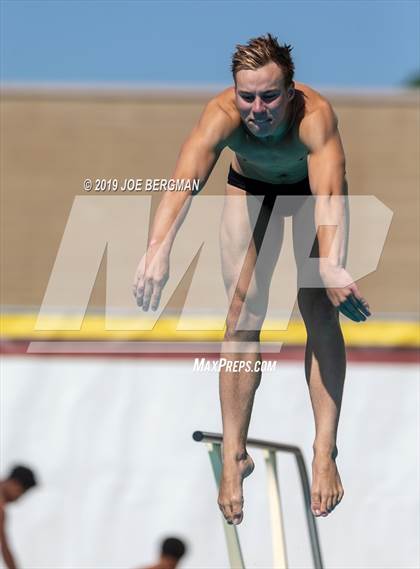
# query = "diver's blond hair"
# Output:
<box><xmin>231</xmin><ymin>33</ymin><xmax>294</xmax><ymax>86</ymax></box>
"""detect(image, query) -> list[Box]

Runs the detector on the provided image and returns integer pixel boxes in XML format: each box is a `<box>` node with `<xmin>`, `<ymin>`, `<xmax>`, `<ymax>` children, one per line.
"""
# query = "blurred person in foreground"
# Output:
<box><xmin>0</xmin><ymin>465</ymin><xmax>37</xmax><ymax>569</ymax></box>
<box><xmin>139</xmin><ymin>537</ymin><xmax>187</xmax><ymax>569</ymax></box>
<box><xmin>133</xmin><ymin>33</ymin><xmax>371</xmax><ymax>524</ymax></box>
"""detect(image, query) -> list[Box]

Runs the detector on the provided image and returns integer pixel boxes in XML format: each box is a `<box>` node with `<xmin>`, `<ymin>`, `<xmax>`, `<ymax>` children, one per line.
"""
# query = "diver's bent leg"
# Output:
<box><xmin>298</xmin><ymin>287</ymin><xmax>345</xmax><ymax>516</ymax></box>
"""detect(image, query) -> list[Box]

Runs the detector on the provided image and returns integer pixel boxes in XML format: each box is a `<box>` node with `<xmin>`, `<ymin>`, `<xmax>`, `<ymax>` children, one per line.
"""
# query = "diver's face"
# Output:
<box><xmin>235</xmin><ymin>62</ymin><xmax>294</xmax><ymax>138</ymax></box>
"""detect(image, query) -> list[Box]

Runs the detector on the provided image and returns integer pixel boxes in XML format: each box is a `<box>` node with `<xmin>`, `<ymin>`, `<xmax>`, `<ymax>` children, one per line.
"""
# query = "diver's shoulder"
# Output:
<box><xmin>295</xmin><ymin>82</ymin><xmax>334</xmax><ymax>116</ymax></box>
<box><xmin>297</xmin><ymin>83</ymin><xmax>339</xmax><ymax>148</ymax></box>
<box><xmin>209</xmin><ymin>86</ymin><xmax>241</xmax><ymax>125</ymax></box>
<box><xmin>195</xmin><ymin>87</ymin><xmax>241</xmax><ymax>146</ymax></box>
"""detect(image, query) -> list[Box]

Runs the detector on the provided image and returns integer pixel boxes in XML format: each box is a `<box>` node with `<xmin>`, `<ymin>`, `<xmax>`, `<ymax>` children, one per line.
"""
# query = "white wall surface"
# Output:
<box><xmin>1</xmin><ymin>357</ymin><xmax>418</xmax><ymax>569</ymax></box>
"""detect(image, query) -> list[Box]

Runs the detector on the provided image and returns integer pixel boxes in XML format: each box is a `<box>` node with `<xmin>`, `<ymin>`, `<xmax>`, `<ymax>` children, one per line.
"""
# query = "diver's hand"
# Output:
<box><xmin>133</xmin><ymin>245</ymin><xmax>170</xmax><ymax>312</ymax></box>
<box><xmin>320</xmin><ymin>264</ymin><xmax>371</xmax><ymax>322</ymax></box>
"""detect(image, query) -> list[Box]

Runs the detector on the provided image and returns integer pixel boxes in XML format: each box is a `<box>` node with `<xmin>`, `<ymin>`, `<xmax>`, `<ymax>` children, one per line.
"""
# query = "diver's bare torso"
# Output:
<box><xmin>213</xmin><ymin>82</ymin><xmax>330</xmax><ymax>185</ymax></box>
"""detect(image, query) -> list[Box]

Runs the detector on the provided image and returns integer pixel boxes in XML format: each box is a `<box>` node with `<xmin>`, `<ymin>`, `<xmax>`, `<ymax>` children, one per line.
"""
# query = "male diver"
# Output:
<box><xmin>133</xmin><ymin>34</ymin><xmax>370</xmax><ymax>525</ymax></box>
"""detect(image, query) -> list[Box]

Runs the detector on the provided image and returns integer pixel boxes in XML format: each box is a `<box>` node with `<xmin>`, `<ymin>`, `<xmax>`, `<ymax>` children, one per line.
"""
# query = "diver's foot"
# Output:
<box><xmin>218</xmin><ymin>450</ymin><xmax>254</xmax><ymax>525</ymax></box>
<box><xmin>311</xmin><ymin>448</ymin><xmax>344</xmax><ymax>517</ymax></box>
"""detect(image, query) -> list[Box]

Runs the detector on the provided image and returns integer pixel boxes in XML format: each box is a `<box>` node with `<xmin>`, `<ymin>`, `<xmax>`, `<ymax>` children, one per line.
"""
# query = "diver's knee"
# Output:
<box><xmin>224</xmin><ymin>324</ymin><xmax>261</xmax><ymax>343</ymax></box>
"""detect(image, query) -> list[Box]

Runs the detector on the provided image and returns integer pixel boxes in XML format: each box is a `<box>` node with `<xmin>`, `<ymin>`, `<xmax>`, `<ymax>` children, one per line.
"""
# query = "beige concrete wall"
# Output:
<box><xmin>1</xmin><ymin>88</ymin><xmax>419</xmax><ymax>316</ymax></box>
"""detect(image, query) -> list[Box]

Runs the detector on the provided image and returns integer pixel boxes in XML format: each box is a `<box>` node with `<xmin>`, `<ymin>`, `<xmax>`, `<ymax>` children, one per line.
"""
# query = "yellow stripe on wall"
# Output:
<box><xmin>1</xmin><ymin>313</ymin><xmax>419</xmax><ymax>347</ymax></box>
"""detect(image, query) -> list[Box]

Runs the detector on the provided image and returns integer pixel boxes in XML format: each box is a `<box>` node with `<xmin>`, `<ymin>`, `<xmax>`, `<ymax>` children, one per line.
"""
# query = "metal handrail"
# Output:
<box><xmin>193</xmin><ymin>430</ymin><xmax>324</xmax><ymax>569</ymax></box>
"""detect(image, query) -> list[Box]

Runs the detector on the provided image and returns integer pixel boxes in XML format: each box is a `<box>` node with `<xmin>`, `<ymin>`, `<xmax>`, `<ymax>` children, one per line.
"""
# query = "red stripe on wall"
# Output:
<box><xmin>1</xmin><ymin>341</ymin><xmax>418</xmax><ymax>364</ymax></box>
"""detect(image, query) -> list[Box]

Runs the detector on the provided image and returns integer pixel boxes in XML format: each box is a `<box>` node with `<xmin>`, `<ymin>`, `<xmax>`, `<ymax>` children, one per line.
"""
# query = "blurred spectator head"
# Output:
<box><xmin>1</xmin><ymin>465</ymin><xmax>38</xmax><ymax>502</ymax></box>
<box><xmin>160</xmin><ymin>537</ymin><xmax>187</xmax><ymax>564</ymax></box>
